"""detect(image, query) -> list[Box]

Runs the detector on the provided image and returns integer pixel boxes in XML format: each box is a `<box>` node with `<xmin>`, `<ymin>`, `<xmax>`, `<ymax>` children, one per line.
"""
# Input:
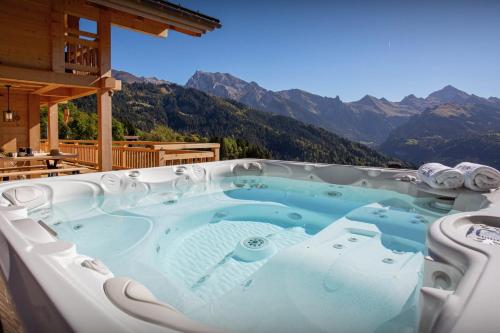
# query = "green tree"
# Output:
<box><xmin>221</xmin><ymin>137</ymin><xmax>240</xmax><ymax>159</ymax></box>
<box><xmin>112</xmin><ymin>119</ymin><xmax>125</xmax><ymax>140</ymax></box>
<box><xmin>40</xmin><ymin>102</ymin><xmax>125</xmax><ymax>141</ymax></box>
<box><xmin>140</xmin><ymin>125</ymin><xmax>184</xmax><ymax>142</ymax></box>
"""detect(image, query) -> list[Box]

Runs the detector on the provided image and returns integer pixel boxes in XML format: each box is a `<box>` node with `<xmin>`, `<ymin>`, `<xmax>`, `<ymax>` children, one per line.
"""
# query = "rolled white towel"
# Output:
<box><xmin>454</xmin><ymin>162</ymin><xmax>500</xmax><ymax>191</ymax></box>
<box><xmin>417</xmin><ymin>163</ymin><xmax>464</xmax><ymax>189</ymax></box>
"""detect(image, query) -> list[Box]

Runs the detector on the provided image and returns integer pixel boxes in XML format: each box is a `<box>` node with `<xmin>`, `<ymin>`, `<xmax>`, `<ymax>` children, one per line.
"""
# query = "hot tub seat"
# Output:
<box><xmin>187</xmin><ymin>219</ymin><xmax>424</xmax><ymax>333</ymax></box>
<box><xmin>104</xmin><ymin>277</ymin><xmax>221</xmax><ymax>333</ymax></box>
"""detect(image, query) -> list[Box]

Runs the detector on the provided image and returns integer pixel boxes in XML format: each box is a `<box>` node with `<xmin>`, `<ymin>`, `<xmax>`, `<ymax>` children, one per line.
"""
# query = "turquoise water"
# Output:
<box><xmin>40</xmin><ymin>176</ymin><xmax>450</xmax><ymax>333</ymax></box>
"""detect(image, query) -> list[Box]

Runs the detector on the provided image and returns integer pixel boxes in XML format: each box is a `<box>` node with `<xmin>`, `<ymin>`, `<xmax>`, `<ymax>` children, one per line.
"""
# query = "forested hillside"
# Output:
<box><xmin>66</xmin><ymin>81</ymin><xmax>394</xmax><ymax>166</ymax></box>
<box><xmin>186</xmin><ymin>71</ymin><xmax>500</xmax><ymax>169</ymax></box>
<box><xmin>380</xmin><ymin>103</ymin><xmax>500</xmax><ymax>168</ymax></box>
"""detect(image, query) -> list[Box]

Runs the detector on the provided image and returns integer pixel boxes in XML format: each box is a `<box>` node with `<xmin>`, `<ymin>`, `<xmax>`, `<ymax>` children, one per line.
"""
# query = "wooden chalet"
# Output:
<box><xmin>0</xmin><ymin>0</ymin><xmax>221</xmax><ymax>171</ymax></box>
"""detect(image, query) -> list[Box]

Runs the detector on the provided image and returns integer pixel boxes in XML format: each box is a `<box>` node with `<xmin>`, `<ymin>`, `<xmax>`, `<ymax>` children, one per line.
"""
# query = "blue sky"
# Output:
<box><xmin>110</xmin><ymin>0</ymin><xmax>500</xmax><ymax>101</ymax></box>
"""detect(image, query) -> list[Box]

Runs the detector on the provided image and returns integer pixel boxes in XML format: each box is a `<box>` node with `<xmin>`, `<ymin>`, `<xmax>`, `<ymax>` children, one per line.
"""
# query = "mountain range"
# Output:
<box><xmin>105</xmin><ymin>69</ymin><xmax>500</xmax><ymax>168</ymax></box>
<box><xmin>113</xmin><ymin>69</ymin><xmax>170</xmax><ymax>85</ymax></box>
<box><xmin>380</xmin><ymin>103</ymin><xmax>500</xmax><ymax>168</ymax></box>
<box><xmin>186</xmin><ymin>71</ymin><xmax>500</xmax><ymax>168</ymax></box>
<box><xmin>74</xmin><ymin>73</ymin><xmax>393</xmax><ymax>166</ymax></box>
<box><xmin>187</xmin><ymin>71</ymin><xmax>424</xmax><ymax>145</ymax></box>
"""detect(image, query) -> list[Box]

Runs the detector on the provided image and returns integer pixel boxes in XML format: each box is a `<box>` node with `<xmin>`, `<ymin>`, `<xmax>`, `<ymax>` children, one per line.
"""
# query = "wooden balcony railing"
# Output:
<box><xmin>40</xmin><ymin>140</ymin><xmax>220</xmax><ymax>170</ymax></box>
<box><xmin>64</xmin><ymin>28</ymin><xmax>100</xmax><ymax>75</ymax></box>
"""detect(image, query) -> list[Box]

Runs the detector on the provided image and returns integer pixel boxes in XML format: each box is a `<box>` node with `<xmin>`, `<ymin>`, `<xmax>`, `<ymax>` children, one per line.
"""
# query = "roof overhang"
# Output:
<box><xmin>87</xmin><ymin>0</ymin><xmax>221</xmax><ymax>37</ymax></box>
<box><xmin>0</xmin><ymin>65</ymin><xmax>121</xmax><ymax>105</ymax></box>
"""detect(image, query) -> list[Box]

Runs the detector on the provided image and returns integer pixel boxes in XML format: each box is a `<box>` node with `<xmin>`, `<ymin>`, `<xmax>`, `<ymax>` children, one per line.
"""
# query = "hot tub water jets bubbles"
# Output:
<box><xmin>173</xmin><ymin>165</ymin><xmax>207</xmax><ymax>194</ymax></box>
<box><xmin>232</xmin><ymin>176</ymin><xmax>268</xmax><ymax>190</ymax></box>
<box><xmin>123</xmin><ymin>172</ymin><xmax>149</xmax><ymax>206</ymax></box>
<box><xmin>209</xmin><ymin>211</ymin><xmax>228</xmax><ymax>224</ymax></box>
<box><xmin>231</xmin><ymin>162</ymin><xmax>264</xmax><ymax>177</ymax></box>
<box><xmin>99</xmin><ymin>171</ymin><xmax>150</xmax><ymax>211</ymax></box>
<box><xmin>324</xmin><ymin>190</ymin><xmax>342</xmax><ymax>198</ymax></box>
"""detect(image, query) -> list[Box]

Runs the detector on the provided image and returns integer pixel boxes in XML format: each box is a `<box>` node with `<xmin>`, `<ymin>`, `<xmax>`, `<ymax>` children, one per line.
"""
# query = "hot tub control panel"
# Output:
<box><xmin>466</xmin><ymin>224</ymin><xmax>500</xmax><ymax>245</ymax></box>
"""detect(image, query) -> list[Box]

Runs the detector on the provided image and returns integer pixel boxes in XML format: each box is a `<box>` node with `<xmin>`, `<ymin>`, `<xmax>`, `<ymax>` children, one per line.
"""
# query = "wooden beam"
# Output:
<box><xmin>33</xmin><ymin>85</ymin><xmax>61</xmax><ymax>95</ymax></box>
<box><xmin>0</xmin><ymin>65</ymin><xmax>99</xmax><ymax>88</ymax></box>
<box><xmin>0</xmin><ymin>167</ymin><xmax>88</xmax><ymax>179</ymax></box>
<box><xmin>98</xmin><ymin>9</ymin><xmax>112</xmax><ymax>78</ymax></box>
<box><xmin>40</xmin><ymin>87</ymin><xmax>74</xmax><ymax>97</ymax></box>
<box><xmin>64</xmin><ymin>63</ymin><xmax>100</xmax><ymax>74</ymax></box>
<box><xmin>161</xmin><ymin>151</ymin><xmax>214</xmax><ymax>160</ymax></box>
<box><xmin>88</xmin><ymin>0</ymin><xmax>210</xmax><ymax>34</ymax></box>
<box><xmin>64</xmin><ymin>35</ymin><xmax>99</xmax><ymax>48</ymax></box>
<box><xmin>65</xmin><ymin>28</ymin><xmax>98</xmax><ymax>39</ymax></box>
<box><xmin>67</xmin><ymin>14</ymin><xmax>80</xmax><ymax>32</ymax></box>
<box><xmin>111</xmin><ymin>11</ymin><xmax>168</xmax><ymax>38</ymax></box>
<box><xmin>40</xmin><ymin>96</ymin><xmax>52</xmax><ymax>105</ymax></box>
<box><xmin>51</xmin><ymin>0</ymin><xmax>66</xmax><ymax>73</ymax></box>
<box><xmin>97</xmin><ymin>88</ymin><xmax>112</xmax><ymax>171</ymax></box>
<box><xmin>98</xmin><ymin>77</ymin><xmax>121</xmax><ymax>90</ymax></box>
<box><xmin>1</xmin><ymin>87</ymin><xmax>38</xmax><ymax>93</ymax></box>
<box><xmin>0</xmin><ymin>81</ymin><xmax>44</xmax><ymax>90</ymax></box>
<box><xmin>55</xmin><ymin>87</ymin><xmax>96</xmax><ymax>101</ymax></box>
<box><xmin>153</xmin><ymin>143</ymin><xmax>221</xmax><ymax>150</ymax></box>
<box><xmin>39</xmin><ymin>89</ymin><xmax>97</xmax><ymax>106</ymax></box>
<box><xmin>48</xmin><ymin>102</ymin><xmax>59</xmax><ymax>152</ymax></box>
<box><xmin>40</xmin><ymin>87</ymin><xmax>94</xmax><ymax>98</ymax></box>
<box><xmin>63</xmin><ymin>0</ymin><xmax>100</xmax><ymax>21</ymax></box>
<box><xmin>28</xmin><ymin>94</ymin><xmax>41</xmax><ymax>152</ymax></box>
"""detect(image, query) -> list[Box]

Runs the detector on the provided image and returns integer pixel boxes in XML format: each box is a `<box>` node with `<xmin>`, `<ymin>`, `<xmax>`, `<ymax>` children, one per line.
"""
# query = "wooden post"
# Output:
<box><xmin>98</xmin><ymin>9</ymin><xmax>112</xmax><ymax>77</ymax></box>
<box><xmin>97</xmin><ymin>88</ymin><xmax>112</xmax><ymax>171</ymax></box>
<box><xmin>212</xmin><ymin>147</ymin><xmax>220</xmax><ymax>161</ymax></box>
<box><xmin>121</xmin><ymin>148</ymin><xmax>126</xmax><ymax>168</ymax></box>
<box><xmin>48</xmin><ymin>102</ymin><xmax>59</xmax><ymax>151</ymax></box>
<box><xmin>51</xmin><ymin>0</ymin><xmax>65</xmax><ymax>73</ymax></box>
<box><xmin>67</xmin><ymin>15</ymin><xmax>80</xmax><ymax>33</ymax></box>
<box><xmin>157</xmin><ymin>150</ymin><xmax>166</xmax><ymax>166</ymax></box>
<box><xmin>97</xmin><ymin>9</ymin><xmax>113</xmax><ymax>171</ymax></box>
<box><xmin>28</xmin><ymin>94</ymin><xmax>41</xmax><ymax>152</ymax></box>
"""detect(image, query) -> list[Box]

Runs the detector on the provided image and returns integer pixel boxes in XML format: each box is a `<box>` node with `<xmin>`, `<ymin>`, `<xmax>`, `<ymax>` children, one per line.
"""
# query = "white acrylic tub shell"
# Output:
<box><xmin>0</xmin><ymin>159</ymin><xmax>499</xmax><ymax>333</ymax></box>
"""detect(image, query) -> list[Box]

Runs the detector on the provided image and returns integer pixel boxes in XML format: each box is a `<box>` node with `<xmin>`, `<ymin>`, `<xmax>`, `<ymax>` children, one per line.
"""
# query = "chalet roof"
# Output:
<box><xmin>144</xmin><ymin>0</ymin><xmax>221</xmax><ymax>25</ymax></box>
<box><xmin>88</xmin><ymin>0</ymin><xmax>221</xmax><ymax>36</ymax></box>
<box><xmin>0</xmin><ymin>0</ymin><xmax>222</xmax><ymax>105</ymax></box>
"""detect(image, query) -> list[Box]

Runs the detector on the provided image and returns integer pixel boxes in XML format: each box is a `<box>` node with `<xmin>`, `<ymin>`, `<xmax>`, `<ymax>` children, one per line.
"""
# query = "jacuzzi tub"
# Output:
<box><xmin>0</xmin><ymin>159</ymin><xmax>499</xmax><ymax>333</ymax></box>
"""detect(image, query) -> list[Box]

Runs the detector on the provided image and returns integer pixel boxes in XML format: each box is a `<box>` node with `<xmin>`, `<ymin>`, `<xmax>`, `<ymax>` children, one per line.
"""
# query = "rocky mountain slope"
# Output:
<box><xmin>112</xmin><ymin>69</ymin><xmax>170</xmax><ymax>85</ymax></box>
<box><xmin>102</xmin><ymin>69</ymin><xmax>500</xmax><ymax>168</ymax></box>
<box><xmin>380</xmin><ymin>103</ymin><xmax>500</xmax><ymax>168</ymax></box>
<box><xmin>186</xmin><ymin>71</ymin><xmax>424</xmax><ymax>145</ymax></box>
<box><xmin>186</xmin><ymin>71</ymin><xmax>500</xmax><ymax>168</ymax></box>
<box><xmin>74</xmin><ymin>80</ymin><xmax>394</xmax><ymax>166</ymax></box>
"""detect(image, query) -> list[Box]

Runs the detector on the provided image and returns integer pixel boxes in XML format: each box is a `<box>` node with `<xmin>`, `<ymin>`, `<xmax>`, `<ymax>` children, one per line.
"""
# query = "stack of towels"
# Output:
<box><xmin>417</xmin><ymin>162</ymin><xmax>500</xmax><ymax>191</ymax></box>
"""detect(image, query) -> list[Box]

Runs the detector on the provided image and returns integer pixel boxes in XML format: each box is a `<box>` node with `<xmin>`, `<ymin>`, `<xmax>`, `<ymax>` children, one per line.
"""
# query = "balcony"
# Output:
<box><xmin>64</xmin><ymin>28</ymin><xmax>100</xmax><ymax>76</ymax></box>
<box><xmin>40</xmin><ymin>139</ymin><xmax>220</xmax><ymax>170</ymax></box>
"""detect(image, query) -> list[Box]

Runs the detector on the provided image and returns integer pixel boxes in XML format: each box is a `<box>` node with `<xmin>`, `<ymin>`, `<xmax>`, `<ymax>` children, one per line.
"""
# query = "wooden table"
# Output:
<box><xmin>0</xmin><ymin>153</ymin><xmax>78</xmax><ymax>178</ymax></box>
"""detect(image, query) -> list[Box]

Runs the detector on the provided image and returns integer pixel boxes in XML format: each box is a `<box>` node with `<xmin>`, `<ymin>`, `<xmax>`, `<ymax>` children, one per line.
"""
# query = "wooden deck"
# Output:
<box><xmin>0</xmin><ymin>275</ymin><xmax>24</xmax><ymax>333</ymax></box>
<box><xmin>40</xmin><ymin>140</ymin><xmax>220</xmax><ymax>170</ymax></box>
<box><xmin>0</xmin><ymin>140</ymin><xmax>220</xmax><ymax>181</ymax></box>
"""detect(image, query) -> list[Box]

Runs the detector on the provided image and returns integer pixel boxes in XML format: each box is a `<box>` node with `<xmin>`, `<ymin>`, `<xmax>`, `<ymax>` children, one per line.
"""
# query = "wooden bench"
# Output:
<box><xmin>0</xmin><ymin>167</ymin><xmax>88</xmax><ymax>181</ymax></box>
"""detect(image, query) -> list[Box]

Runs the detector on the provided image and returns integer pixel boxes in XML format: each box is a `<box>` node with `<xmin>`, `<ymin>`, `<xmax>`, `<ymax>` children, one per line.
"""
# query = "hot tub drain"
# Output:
<box><xmin>234</xmin><ymin>236</ymin><xmax>276</xmax><ymax>262</ymax></box>
<box><xmin>244</xmin><ymin>237</ymin><xmax>266</xmax><ymax>249</ymax></box>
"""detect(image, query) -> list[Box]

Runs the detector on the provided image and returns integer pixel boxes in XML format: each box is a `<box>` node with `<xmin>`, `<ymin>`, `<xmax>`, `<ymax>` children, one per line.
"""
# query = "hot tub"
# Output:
<box><xmin>0</xmin><ymin>159</ymin><xmax>499</xmax><ymax>333</ymax></box>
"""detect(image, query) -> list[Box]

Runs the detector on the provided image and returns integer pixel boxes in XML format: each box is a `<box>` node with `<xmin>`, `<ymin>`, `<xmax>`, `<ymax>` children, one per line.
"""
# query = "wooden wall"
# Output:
<box><xmin>0</xmin><ymin>0</ymin><xmax>52</xmax><ymax>71</ymax></box>
<box><xmin>0</xmin><ymin>89</ymin><xmax>39</xmax><ymax>153</ymax></box>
